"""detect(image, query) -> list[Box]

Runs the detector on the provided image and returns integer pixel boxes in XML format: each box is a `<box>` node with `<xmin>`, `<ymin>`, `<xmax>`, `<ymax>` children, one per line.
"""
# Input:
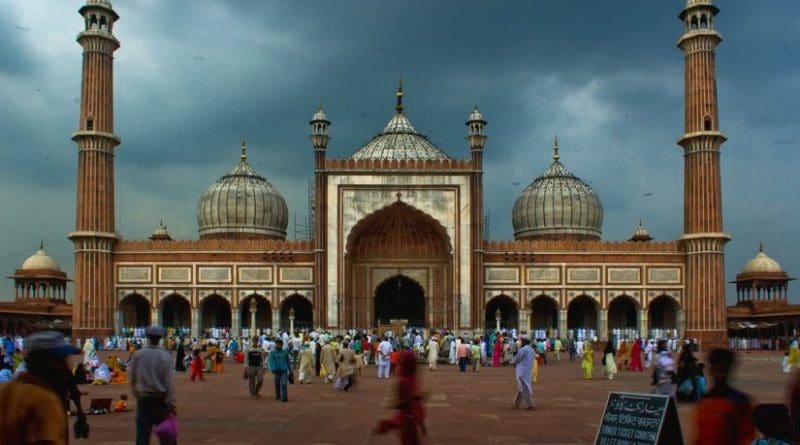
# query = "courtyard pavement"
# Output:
<box><xmin>76</xmin><ymin>350</ymin><xmax>791</xmax><ymax>444</ymax></box>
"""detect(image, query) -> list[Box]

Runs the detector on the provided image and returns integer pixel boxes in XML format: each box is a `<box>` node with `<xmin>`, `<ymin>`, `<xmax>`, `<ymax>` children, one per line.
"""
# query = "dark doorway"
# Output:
<box><xmin>161</xmin><ymin>294</ymin><xmax>190</xmax><ymax>330</ymax></box>
<box><xmin>119</xmin><ymin>294</ymin><xmax>150</xmax><ymax>329</ymax></box>
<box><xmin>485</xmin><ymin>295</ymin><xmax>518</xmax><ymax>332</ymax></box>
<box><xmin>530</xmin><ymin>295</ymin><xmax>558</xmax><ymax>331</ymax></box>
<box><xmin>201</xmin><ymin>294</ymin><xmax>232</xmax><ymax>330</ymax></box>
<box><xmin>239</xmin><ymin>295</ymin><xmax>272</xmax><ymax>331</ymax></box>
<box><xmin>648</xmin><ymin>295</ymin><xmax>678</xmax><ymax>337</ymax></box>
<box><xmin>374</xmin><ymin>275</ymin><xmax>425</xmax><ymax>327</ymax></box>
<box><xmin>567</xmin><ymin>295</ymin><xmax>598</xmax><ymax>330</ymax></box>
<box><xmin>608</xmin><ymin>296</ymin><xmax>638</xmax><ymax>329</ymax></box>
<box><xmin>280</xmin><ymin>294</ymin><xmax>314</xmax><ymax>332</ymax></box>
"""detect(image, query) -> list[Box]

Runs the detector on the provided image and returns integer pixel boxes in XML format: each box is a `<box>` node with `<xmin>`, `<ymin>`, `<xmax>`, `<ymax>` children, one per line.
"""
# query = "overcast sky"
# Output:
<box><xmin>0</xmin><ymin>1</ymin><xmax>798</xmax><ymax>305</ymax></box>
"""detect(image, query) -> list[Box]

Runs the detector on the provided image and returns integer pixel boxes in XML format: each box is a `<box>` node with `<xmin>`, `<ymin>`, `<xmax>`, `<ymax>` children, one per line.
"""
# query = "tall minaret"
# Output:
<box><xmin>69</xmin><ymin>0</ymin><xmax>121</xmax><ymax>337</ymax></box>
<box><xmin>310</xmin><ymin>104</ymin><xmax>330</xmax><ymax>327</ymax></box>
<box><xmin>466</xmin><ymin>106</ymin><xmax>486</xmax><ymax>330</ymax></box>
<box><xmin>677</xmin><ymin>0</ymin><xmax>730</xmax><ymax>348</ymax></box>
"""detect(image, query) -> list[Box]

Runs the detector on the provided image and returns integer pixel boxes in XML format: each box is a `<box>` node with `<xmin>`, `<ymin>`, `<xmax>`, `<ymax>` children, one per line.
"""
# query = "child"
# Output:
<box><xmin>190</xmin><ymin>349</ymin><xmax>204</xmax><ymax>381</ymax></box>
<box><xmin>782</xmin><ymin>352</ymin><xmax>791</xmax><ymax>374</ymax></box>
<box><xmin>695</xmin><ymin>363</ymin><xmax>707</xmax><ymax>398</ymax></box>
<box><xmin>113</xmin><ymin>394</ymin><xmax>130</xmax><ymax>412</ymax></box>
<box><xmin>751</xmin><ymin>403</ymin><xmax>793</xmax><ymax>445</ymax></box>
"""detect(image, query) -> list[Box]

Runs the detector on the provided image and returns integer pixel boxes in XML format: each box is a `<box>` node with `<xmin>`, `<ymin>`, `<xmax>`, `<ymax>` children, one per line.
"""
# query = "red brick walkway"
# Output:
<box><xmin>75</xmin><ymin>351</ymin><xmax>789</xmax><ymax>444</ymax></box>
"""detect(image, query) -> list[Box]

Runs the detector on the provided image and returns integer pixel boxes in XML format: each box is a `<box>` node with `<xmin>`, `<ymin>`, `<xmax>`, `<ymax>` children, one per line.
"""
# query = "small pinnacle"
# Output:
<box><xmin>39</xmin><ymin>238</ymin><xmax>44</xmax><ymax>250</ymax></box>
<box><xmin>553</xmin><ymin>135</ymin><xmax>560</xmax><ymax>161</ymax></box>
<box><xmin>240</xmin><ymin>139</ymin><xmax>247</xmax><ymax>161</ymax></box>
<box><xmin>396</xmin><ymin>191</ymin><xmax>402</xmax><ymax>201</ymax></box>
<box><xmin>395</xmin><ymin>80</ymin><xmax>404</xmax><ymax>114</ymax></box>
<box><xmin>759</xmin><ymin>241</ymin><xmax>764</xmax><ymax>252</ymax></box>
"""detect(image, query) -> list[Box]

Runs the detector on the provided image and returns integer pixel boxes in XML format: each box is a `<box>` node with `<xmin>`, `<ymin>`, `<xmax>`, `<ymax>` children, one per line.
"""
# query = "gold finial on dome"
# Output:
<box><xmin>553</xmin><ymin>134</ymin><xmax>560</xmax><ymax>161</ymax></box>
<box><xmin>39</xmin><ymin>238</ymin><xmax>44</xmax><ymax>250</ymax></box>
<box><xmin>240</xmin><ymin>139</ymin><xmax>247</xmax><ymax>161</ymax></box>
<box><xmin>759</xmin><ymin>241</ymin><xmax>764</xmax><ymax>253</ymax></box>
<box><xmin>395</xmin><ymin>79</ymin><xmax>404</xmax><ymax>114</ymax></box>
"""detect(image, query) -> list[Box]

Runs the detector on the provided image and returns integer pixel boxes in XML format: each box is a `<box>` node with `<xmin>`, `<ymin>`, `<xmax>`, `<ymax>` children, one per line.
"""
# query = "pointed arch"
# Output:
<box><xmin>529</xmin><ymin>294</ymin><xmax>558</xmax><ymax>332</ymax></box>
<box><xmin>160</xmin><ymin>293</ymin><xmax>191</xmax><ymax>332</ymax></box>
<box><xmin>485</xmin><ymin>294</ymin><xmax>519</xmax><ymax>332</ymax></box>
<box><xmin>280</xmin><ymin>294</ymin><xmax>314</xmax><ymax>331</ymax></box>
<box><xmin>239</xmin><ymin>294</ymin><xmax>271</xmax><ymax>332</ymax></box>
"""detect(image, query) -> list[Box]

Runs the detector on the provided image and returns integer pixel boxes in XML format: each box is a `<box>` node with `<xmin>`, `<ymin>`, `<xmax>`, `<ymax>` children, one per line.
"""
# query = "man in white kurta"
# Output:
<box><xmin>426</xmin><ymin>338</ymin><xmax>440</xmax><ymax>371</ymax></box>
<box><xmin>377</xmin><ymin>337</ymin><xmax>393</xmax><ymax>379</ymax></box>
<box><xmin>511</xmin><ymin>335</ymin><xmax>535</xmax><ymax>410</ymax></box>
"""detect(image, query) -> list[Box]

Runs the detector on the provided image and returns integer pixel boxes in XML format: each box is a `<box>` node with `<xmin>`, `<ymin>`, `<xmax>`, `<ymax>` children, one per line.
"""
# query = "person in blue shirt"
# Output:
<box><xmin>268</xmin><ymin>339</ymin><xmax>292</xmax><ymax>402</ymax></box>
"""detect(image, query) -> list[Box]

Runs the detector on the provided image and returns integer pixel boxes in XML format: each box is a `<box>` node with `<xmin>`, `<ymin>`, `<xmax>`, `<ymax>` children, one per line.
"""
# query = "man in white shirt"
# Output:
<box><xmin>377</xmin><ymin>336</ymin><xmax>393</xmax><ymax>379</ymax></box>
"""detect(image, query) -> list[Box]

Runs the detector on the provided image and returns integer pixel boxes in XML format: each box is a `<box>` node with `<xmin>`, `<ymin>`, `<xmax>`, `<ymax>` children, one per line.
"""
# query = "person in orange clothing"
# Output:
<box><xmin>190</xmin><ymin>349</ymin><xmax>204</xmax><ymax>381</ymax></box>
<box><xmin>694</xmin><ymin>348</ymin><xmax>756</xmax><ymax>445</ymax></box>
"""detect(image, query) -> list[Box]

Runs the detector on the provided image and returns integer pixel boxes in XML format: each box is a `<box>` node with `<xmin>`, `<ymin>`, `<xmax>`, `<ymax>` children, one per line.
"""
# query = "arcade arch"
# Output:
<box><xmin>200</xmin><ymin>294</ymin><xmax>231</xmax><ymax>333</ymax></box>
<box><xmin>160</xmin><ymin>293</ymin><xmax>190</xmax><ymax>333</ymax></box>
<box><xmin>485</xmin><ymin>295</ymin><xmax>518</xmax><ymax>333</ymax></box>
<box><xmin>529</xmin><ymin>295</ymin><xmax>558</xmax><ymax>334</ymax></box>
<box><xmin>567</xmin><ymin>295</ymin><xmax>598</xmax><ymax>339</ymax></box>
<box><xmin>608</xmin><ymin>295</ymin><xmax>639</xmax><ymax>339</ymax></box>
<box><xmin>280</xmin><ymin>294</ymin><xmax>314</xmax><ymax>332</ymax></box>
<box><xmin>648</xmin><ymin>294</ymin><xmax>680</xmax><ymax>338</ymax></box>
<box><xmin>239</xmin><ymin>294</ymin><xmax>272</xmax><ymax>334</ymax></box>
<box><xmin>118</xmin><ymin>293</ymin><xmax>150</xmax><ymax>330</ymax></box>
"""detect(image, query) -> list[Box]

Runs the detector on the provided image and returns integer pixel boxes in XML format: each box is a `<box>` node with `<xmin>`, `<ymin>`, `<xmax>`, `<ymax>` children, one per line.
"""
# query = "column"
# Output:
<box><xmin>638</xmin><ymin>309</ymin><xmax>648</xmax><ymax>339</ymax></box>
<box><xmin>558</xmin><ymin>309</ymin><xmax>567</xmax><ymax>339</ymax></box>
<box><xmin>191</xmin><ymin>308</ymin><xmax>200</xmax><ymax>338</ymax></box>
<box><xmin>231</xmin><ymin>310</ymin><xmax>240</xmax><ymax>338</ymax></box>
<box><xmin>272</xmin><ymin>308</ymin><xmax>280</xmax><ymax>334</ymax></box>
<box><xmin>676</xmin><ymin>309</ymin><xmax>686</xmax><ymax>339</ymax></box>
<box><xmin>597</xmin><ymin>309</ymin><xmax>608</xmax><ymax>342</ymax></box>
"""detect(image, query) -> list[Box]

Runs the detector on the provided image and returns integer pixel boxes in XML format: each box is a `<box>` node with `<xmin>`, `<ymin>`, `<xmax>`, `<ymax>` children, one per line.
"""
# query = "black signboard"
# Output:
<box><xmin>594</xmin><ymin>392</ymin><xmax>683</xmax><ymax>445</ymax></box>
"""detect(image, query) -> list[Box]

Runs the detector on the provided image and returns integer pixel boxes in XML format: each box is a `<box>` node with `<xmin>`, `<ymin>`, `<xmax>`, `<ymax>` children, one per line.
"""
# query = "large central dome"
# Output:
<box><xmin>512</xmin><ymin>139</ymin><xmax>603</xmax><ymax>241</ymax></box>
<box><xmin>350</xmin><ymin>84</ymin><xmax>452</xmax><ymax>161</ymax></box>
<box><xmin>196</xmin><ymin>142</ymin><xmax>288</xmax><ymax>240</ymax></box>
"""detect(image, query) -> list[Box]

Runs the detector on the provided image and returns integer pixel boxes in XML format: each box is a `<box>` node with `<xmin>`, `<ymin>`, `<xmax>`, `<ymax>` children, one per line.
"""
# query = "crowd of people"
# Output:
<box><xmin>4</xmin><ymin>329</ymin><xmax>800</xmax><ymax>444</ymax></box>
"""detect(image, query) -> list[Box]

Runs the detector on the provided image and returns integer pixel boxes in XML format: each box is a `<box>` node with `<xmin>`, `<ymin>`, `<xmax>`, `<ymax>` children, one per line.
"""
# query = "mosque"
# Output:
<box><xmin>5</xmin><ymin>0</ymin><xmax>786</xmax><ymax>349</ymax></box>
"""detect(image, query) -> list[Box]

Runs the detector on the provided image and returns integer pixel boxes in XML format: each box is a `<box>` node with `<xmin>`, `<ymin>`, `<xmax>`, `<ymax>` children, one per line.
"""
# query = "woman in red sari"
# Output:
<box><xmin>492</xmin><ymin>335</ymin><xmax>503</xmax><ymax>367</ymax></box>
<box><xmin>375</xmin><ymin>351</ymin><xmax>426</xmax><ymax>445</ymax></box>
<box><xmin>629</xmin><ymin>339</ymin><xmax>644</xmax><ymax>371</ymax></box>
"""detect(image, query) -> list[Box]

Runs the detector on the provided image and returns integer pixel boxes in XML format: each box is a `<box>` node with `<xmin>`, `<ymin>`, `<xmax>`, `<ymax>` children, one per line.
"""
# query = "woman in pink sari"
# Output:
<box><xmin>492</xmin><ymin>335</ymin><xmax>503</xmax><ymax>367</ymax></box>
<box><xmin>629</xmin><ymin>339</ymin><xmax>644</xmax><ymax>371</ymax></box>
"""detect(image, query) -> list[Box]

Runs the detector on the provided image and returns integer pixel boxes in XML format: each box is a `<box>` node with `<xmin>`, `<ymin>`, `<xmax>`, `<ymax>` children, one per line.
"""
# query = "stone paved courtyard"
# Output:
<box><xmin>76</xmin><ymin>351</ymin><xmax>790</xmax><ymax>444</ymax></box>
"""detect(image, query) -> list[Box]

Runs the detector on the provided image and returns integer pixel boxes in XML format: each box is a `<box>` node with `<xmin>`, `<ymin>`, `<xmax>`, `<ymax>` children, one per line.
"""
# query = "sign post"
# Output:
<box><xmin>594</xmin><ymin>392</ymin><xmax>683</xmax><ymax>445</ymax></box>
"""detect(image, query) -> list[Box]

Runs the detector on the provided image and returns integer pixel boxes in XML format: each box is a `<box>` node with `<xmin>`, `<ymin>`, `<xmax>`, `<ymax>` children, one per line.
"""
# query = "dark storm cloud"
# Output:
<box><xmin>0</xmin><ymin>1</ymin><xmax>798</xmax><ymax>304</ymax></box>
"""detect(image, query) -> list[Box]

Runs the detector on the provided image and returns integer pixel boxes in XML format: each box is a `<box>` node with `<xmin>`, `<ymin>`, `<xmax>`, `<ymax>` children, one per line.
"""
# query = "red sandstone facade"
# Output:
<box><xmin>63</xmin><ymin>0</ymin><xmax>730</xmax><ymax>347</ymax></box>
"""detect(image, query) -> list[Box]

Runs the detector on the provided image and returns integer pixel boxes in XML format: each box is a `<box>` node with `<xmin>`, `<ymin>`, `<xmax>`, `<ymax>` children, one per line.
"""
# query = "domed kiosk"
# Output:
<box><xmin>512</xmin><ymin>138</ymin><xmax>603</xmax><ymax>241</ymax></box>
<box><xmin>196</xmin><ymin>142</ymin><xmax>289</xmax><ymax>240</ymax></box>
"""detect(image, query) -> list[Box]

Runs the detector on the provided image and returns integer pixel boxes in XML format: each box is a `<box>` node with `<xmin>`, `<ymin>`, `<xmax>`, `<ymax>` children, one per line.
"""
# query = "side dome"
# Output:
<box><xmin>350</xmin><ymin>83</ymin><xmax>452</xmax><ymax>161</ymax></box>
<box><xmin>21</xmin><ymin>242</ymin><xmax>61</xmax><ymax>271</ymax></box>
<box><xmin>741</xmin><ymin>245</ymin><xmax>783</xmax><ymax>274</ymax></box>
<box><xmin>512</xmin><ymin>138</ymin><xmax>603</xmax><ymax>241</ymax></box>
<box><xmin>196</xmin><ymin>142</ymin><xmax>288</xmax><ymax>240</ymax></box>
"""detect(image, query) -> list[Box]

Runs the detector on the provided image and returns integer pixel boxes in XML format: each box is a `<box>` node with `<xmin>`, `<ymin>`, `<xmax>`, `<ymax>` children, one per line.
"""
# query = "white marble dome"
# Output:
<box><xmin>741</xmin><ymin>247</ymin><xmax>783</xmax><ymax>274</ymax></box>
<box><xmin>21</xmin><ymin>244</ymin><xmax>61</xmax><ymax>271</ymax></box>
<box><xmin>196</xmin><ymin>144</ymin><xmax>288</xmax><ymax>240</ymax></box>
<box><xmin>512</xmin><ymin>140</ymin><xmax>603</xmax><ymax>241</ymax></box>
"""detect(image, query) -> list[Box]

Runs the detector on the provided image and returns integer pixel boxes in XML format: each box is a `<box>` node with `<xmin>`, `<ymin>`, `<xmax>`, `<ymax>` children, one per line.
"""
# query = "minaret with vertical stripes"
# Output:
<box><xmin>69</xmin><ymin>0</ymin><xmax>121</xmax><ymax>337</ymax></box>
<box><xmin>677</xmin><ymin>0</ymin><xmax>730</xmax><ymax>348</ymax></box>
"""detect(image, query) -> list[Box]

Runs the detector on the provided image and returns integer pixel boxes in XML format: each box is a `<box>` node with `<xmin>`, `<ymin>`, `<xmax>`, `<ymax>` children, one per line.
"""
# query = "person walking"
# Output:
<box><xmin>511</xmin><ymin>335</ymin><xmax>535</xmax><ymax>410</ymax></box>
<box><xmin>320</xmin><ymin>341</ymin><xmax>337</xmax><ymax>383</ymax></box>
<box><xmin>554</xmin><ymin>337</ymin><xmax>563</xmax><ymax>362</ymax></box>
<box><xmin>336</xmin><ymin>340</ymin><xmax>357</xmax><ymax>391</ymax></box>
<box><xmin>470</xmin><ymin>340</ymin><xmax>482</xmax><ymax>373</ymax></box>
<box><xmin>0</xmin><ymin>331</ymin><xmax>83</xmax><ymax>444</ymax></box>
<box><xmin>268</xmin><ymin>339</ymin><xmax>292</xmax><ymax>402</ymax></box>
<box><xmin>568</xmin><ymin>338</ymin><xmax>577</xmax><ymax>362</ymax></box>
<box><xmin>694</xmin><ymin>348</ymin><xmax>756</xmax><ymax>444</ymax></box>
<box><xmin>603</xmin><ymin>341</ymin><xmax>617</xmax><ymax>380</ymax></box>
<box><xmin>426</xmin><ymin>336</ymin><xmax>439</xmax><ymax>372</ymax></box>
<box><xmin>244</xmin><ymin>337</ymin><xmax>265</xmax><ymax>398</ymax></box>
<box><xmin>298</xmin><ymin>342</ymin><xmax>314</xmax><ymax>384</ymax></box>
<box><xmin>581</xmin><ymin>342</ymin><xmax>594</xmax><ymax>380</ymax></box>
<box><xmin>377</xmin><ymin>335</ymin><xmax>393</xmax><ymax>379</ymax></box>
<box><xmin>652</xmin><ymin>340</ymin><xmax>676</xmax><ymax>397</ymax></box>
<box><xmin>457</xmin><ymin>337</ymin><xmax>470</xmax><ymax>373</ymax></box>
<box><xmin>129</xmin><ymin>325</ymin><xmax>176</xmax><ymax>445</ymax></box>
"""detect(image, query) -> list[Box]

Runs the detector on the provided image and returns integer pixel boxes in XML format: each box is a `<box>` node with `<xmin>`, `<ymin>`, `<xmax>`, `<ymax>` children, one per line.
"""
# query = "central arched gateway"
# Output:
<box><xmin>345</xmin><ymin>200</ymin><xmax>453</xmax><ymax>329</ymax></box>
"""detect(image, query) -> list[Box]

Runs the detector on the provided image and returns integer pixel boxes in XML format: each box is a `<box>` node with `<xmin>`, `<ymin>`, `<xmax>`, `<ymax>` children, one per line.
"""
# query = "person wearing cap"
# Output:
<box><xmin>0</xmin><ymin>330</ymin><xmax>84</xmax><ymax>444</ymax></box>
<box><xmin>510</xmin><ymin>334</ymin><xmax>535</xmax><ymax>410</ymax></box>
<box><xmin>129</xmin><ymin>325</ymin><xmax>176</xmax><ymax>445</ymax></box>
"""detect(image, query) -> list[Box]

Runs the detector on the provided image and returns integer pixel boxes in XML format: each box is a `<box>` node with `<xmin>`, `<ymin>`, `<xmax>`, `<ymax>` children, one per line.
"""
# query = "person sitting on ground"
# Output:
<box><xmin>113</xmin><ymin>394</ymin><xmax>131</xmax><ymax>412</ymax></box>
<box><xmin>92</xmin><ymin>363</ymin><xmax>111</xmax><ymax>385</ymax></box>
<box><xmin>694</xmin><ymin>348</ymin><xmax>756</xmax><ymax>444</ymax></box>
